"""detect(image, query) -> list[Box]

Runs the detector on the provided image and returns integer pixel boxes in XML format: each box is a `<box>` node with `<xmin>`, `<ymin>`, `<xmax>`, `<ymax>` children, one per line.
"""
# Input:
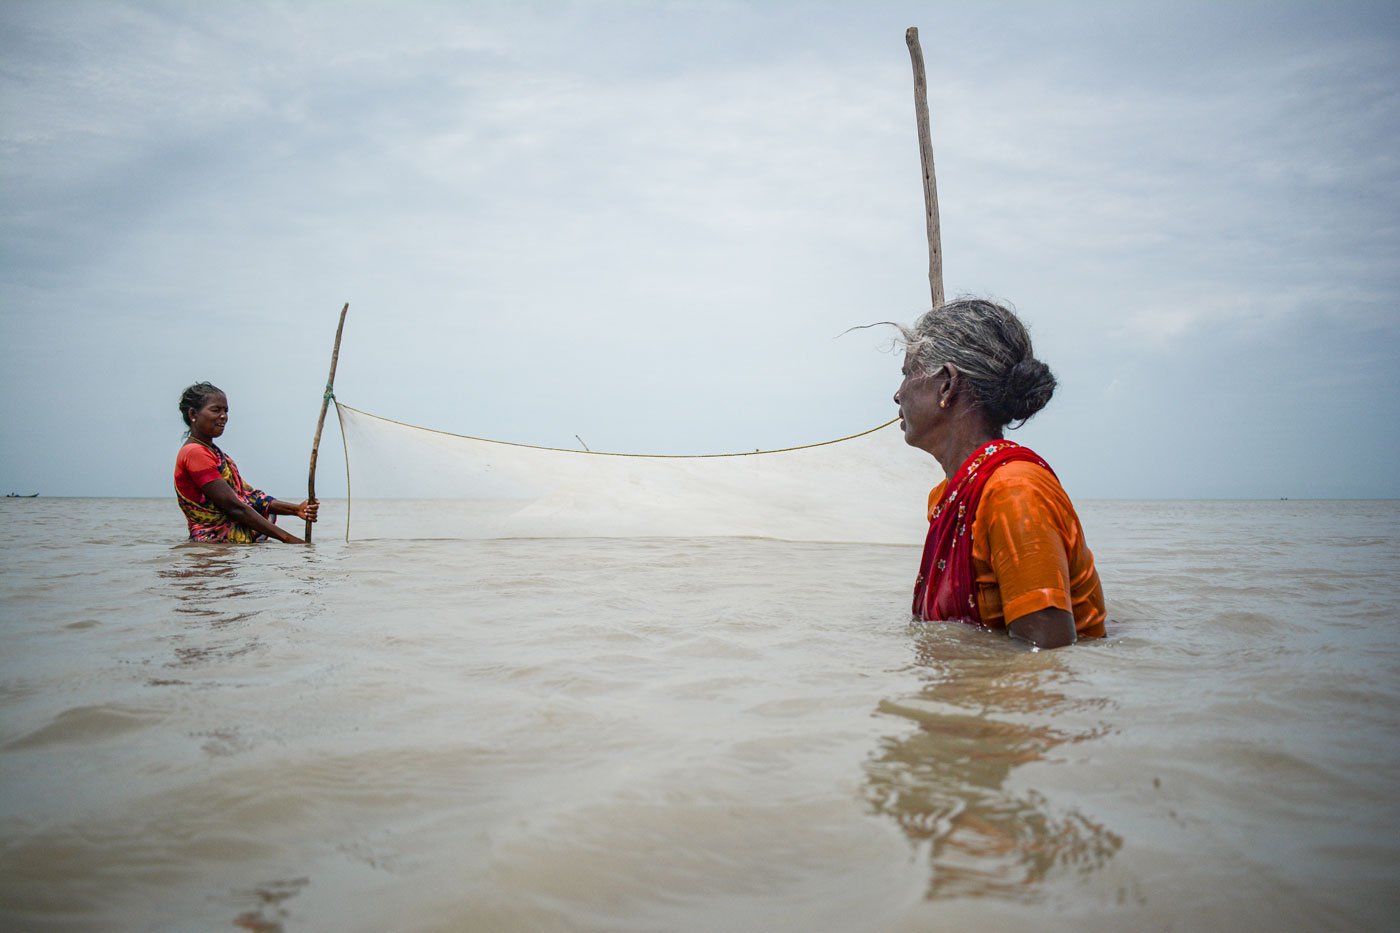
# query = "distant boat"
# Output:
<box><xmin>5</xmin><ymin>493</ymin><xmax>38</xmax><ymax>498</ymax></box>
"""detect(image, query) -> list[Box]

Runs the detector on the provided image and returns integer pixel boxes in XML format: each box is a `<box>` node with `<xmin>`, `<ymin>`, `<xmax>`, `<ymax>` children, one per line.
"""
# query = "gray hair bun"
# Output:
<box><xmin>995</xmin><ymin>357</ymin><xmax>1056</xmax><ymax>426</ymax></box>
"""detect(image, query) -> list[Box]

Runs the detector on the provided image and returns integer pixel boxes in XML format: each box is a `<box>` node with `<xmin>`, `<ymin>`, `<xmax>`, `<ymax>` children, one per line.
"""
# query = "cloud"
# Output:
<box><xmin>2</xmin><ymin>1</ymin><xmax>1398</xmax><ymax>498</ymax></box>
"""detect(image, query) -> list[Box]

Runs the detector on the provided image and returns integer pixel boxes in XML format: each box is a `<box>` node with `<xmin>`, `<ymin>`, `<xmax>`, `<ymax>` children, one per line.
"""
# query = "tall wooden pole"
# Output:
<box><xmin>906</xmin><ymin>27</ymin><xmax>945</xmax><ymax>308</ymax></box>
<box><xmin>306</xmin><ymin>302</ymin><xmax>349</xmax><ymax>542</ymax></box>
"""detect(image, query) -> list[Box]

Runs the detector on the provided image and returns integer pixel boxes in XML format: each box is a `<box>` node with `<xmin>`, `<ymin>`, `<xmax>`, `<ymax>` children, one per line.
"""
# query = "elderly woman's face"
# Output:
<box><xmin>895</xmin><ymin>351</ymin><xmax>943</xmax><ymax>451</ymax></box>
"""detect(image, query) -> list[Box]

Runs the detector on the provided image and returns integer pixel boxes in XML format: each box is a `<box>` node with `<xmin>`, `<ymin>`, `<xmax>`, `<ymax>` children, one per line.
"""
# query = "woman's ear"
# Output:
<box><xmin>939</xmin><ymin>363</ymin><xmax>960</xmax><ymax>404</ymax></box>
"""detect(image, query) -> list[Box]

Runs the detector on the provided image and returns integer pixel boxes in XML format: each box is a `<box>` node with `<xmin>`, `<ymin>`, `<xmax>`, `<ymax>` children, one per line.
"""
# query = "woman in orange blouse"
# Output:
<box><xmin>893</xmin><ymin>299</ymin><xmax>1105</xmax><ymax>649</ymax></box>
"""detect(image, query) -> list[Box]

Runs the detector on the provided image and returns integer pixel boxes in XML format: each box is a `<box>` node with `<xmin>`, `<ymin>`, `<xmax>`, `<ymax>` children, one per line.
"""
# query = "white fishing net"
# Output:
<box><xmin>334</xmin><ymin>403</ymin><xmax>942</xmax><ymax>543</ymax></box>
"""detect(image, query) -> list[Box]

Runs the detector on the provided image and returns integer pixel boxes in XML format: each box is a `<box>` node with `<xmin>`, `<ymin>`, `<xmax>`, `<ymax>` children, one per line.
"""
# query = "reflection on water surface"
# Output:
<box><xmin>229</xmin><ymin>876</ymin><xmax>309</xmax><ymax>933</ymax></box>
<box><xmin>865</xmin><ymin>622</ymin><xmax>1121</xmax><ymax>900</ymax></box>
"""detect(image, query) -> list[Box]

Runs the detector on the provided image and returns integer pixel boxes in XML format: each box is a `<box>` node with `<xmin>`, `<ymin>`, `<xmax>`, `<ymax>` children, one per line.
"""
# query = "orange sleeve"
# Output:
<box><xmin>978</xmin><ymin>465</ymin><xmax>1074</xmax><ymax>623</ymax></box>
<box><xmin>177</xmin><ymin>444</ymin><xmax>222</xmax><ymax>489</ymax></box>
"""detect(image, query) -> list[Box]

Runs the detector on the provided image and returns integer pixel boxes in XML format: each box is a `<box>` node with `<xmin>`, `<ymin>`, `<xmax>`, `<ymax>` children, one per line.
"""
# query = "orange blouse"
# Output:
<box><xmin>927</xmin><ymin>460</ymin><xmax>1106</xmax><ymax>637</ymax></box>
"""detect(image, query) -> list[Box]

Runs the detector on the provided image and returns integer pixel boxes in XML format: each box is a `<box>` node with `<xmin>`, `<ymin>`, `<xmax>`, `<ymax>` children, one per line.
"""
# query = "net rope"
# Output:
<box><xmin>334</xmin><ymin>401</ymin><xmax>942</xmax><ymax>543</ymax></box>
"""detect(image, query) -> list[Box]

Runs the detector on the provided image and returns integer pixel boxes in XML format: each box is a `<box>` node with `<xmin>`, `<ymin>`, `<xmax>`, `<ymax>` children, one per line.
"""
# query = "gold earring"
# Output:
<box><xmin>940</xmin><ymin>400</ymin><xmax>948</xmax><ymax>409</ymax></box>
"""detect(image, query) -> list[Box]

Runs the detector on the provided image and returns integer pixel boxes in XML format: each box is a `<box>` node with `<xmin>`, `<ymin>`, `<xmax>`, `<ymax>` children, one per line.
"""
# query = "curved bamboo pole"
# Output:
<box><xmin>906</xmin><ymin>27</ymin><xmax>945</xmax><ymax>308</ymax></box>
<box><xmin>306</xmin><ymin>302</ymin><xmax>349</xmax><ymax>542</ymax></box>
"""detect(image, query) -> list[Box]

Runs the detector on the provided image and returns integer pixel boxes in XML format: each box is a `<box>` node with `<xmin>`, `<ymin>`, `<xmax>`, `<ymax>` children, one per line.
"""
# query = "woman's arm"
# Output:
<box><xmin>269</xmin><ymin>499</ymin><xmax>318</xmax><ymax>522</ymax></box>
<box><xmin>201</xmin><ymin>479</ymin><xmax>306</xmax><ymax>544</ymax></box>
<box><xmin>980</xmin><ymin>468</ymin><xmax>1082</xmax><ymax>650</ymax></box>
<box><xmin>1007</xmin><ymin>608</ymin><xmax>1077</xmax><ymax>650</ymax></box>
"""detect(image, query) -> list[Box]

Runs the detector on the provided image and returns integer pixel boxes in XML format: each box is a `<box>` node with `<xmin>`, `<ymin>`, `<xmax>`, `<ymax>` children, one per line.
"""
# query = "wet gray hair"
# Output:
<box><xmin>897</xmin><ymin>297</ymin><xmax>1057</xmax><ymax>428</ymax></box>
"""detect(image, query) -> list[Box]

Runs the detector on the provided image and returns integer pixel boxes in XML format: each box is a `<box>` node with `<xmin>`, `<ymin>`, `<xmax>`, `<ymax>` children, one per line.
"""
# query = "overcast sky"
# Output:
<box><xmin>2</xmin><ymin>0</ymin><xmax>1397</xmax><ymax>500</ymax></box>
